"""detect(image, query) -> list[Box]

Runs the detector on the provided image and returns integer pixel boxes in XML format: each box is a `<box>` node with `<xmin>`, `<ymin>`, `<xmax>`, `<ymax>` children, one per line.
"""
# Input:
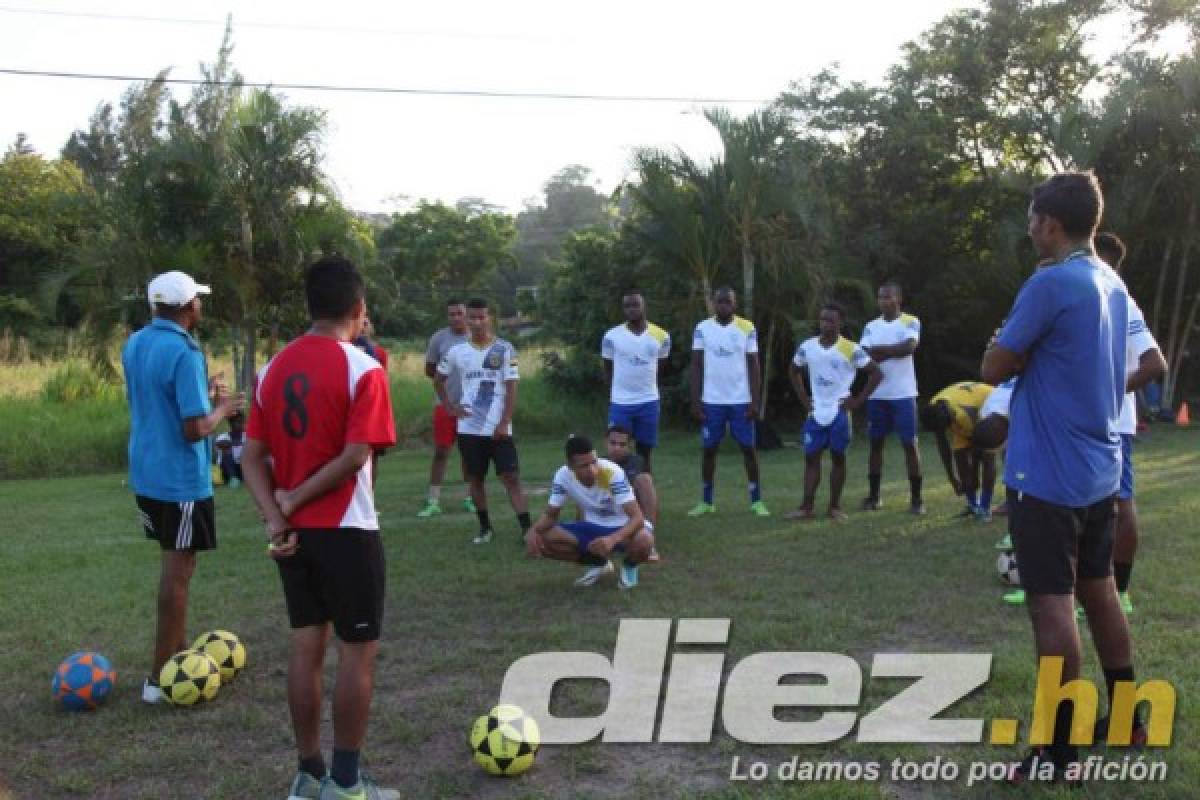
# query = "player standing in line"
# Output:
<box><xmin>525</xmin><ymin>434</ymin><xmax>655</xmax><ymax>589</ymax></box>
<box><xmin>604</xmin><ymin>424</ymin><xmax>661</xmax><ymax>562</ymax></box>
<box><xmin>859</xmin><ymin>282</ymin><xmax>925</xmax><ymax>514</ymax></box>
<box><xmin>1094</xmin><ymin>232</ymin><xmax>1167</xmax><ymax>614</ymax></box>
<box><xmin>435</xmin><ymin>298</ymin><xmax>531</xmax><ymax>544</ymax></box>
<box><xmin>603</xmin><ymin>290</ymin><xmax>671</xmax><ymax>474</ymax></box>
<box><xmin>123</xmin><ymin>270</ymin><xmax>244</xmax><ymax>704</ymax></box>
<box><xmin>241</xmin><ymin>256</ymin><xmax>399</xmax><ymax>800</ymax></box>
<box><xmin>687</xmin><ymin>287</ymin><xmax>770</xmax><ymax>517</ymax></box>
<box><xmin>921</xmin><ymin>381</ymin><xmax>998</xmax><ymax>521</ymax></box>
<box><xmin>417</xmin><ymin>300</ymin><xmax>471</xmax><ymax>518</ymax></box>
<box><xmin>984</xmin><ymin>172</ymin><xmax>1144</xmax><ymax>781</ymax></box>
<box><xmin>785</xmin><ymin>303</ymin><xmax>882</xmax><ymax>521</ymax></box>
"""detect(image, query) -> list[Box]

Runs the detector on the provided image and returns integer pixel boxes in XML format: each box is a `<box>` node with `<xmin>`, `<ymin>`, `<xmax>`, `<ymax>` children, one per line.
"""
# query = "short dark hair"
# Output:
<box><xmin>920</xmin><ymin>399</ymin><xmax>953</xmax><ymax>433</ymax></box>
<box><xmin>565</xmin><ymin>433</ymin><xmax>594</xmax><ymax>460</ymax></box>
<box><xmin>466</xmin><ymin>297</ymin><xmax>489</xmax><ymax>310</ymax></box>
<box><xmin>714</xmin><ymin>286</ymin><xmax>736</xmax><ymax>298</ymax></box>
<box><xmin>879</xmin><ymin>280</ymin><xmax>902</xmax><ymax>298</ymax></box>
<box><xmin>1094</xmin><ymin>232</ymin><xmax>1126</xmax><ymax>269</ymax></box>
<box><xmin>622</xmin><ymin>289</ymin><xmax>644</xmax><ymax>300</ymax></box>
<box><xmin>974</xmin><ymin>414</ymin><xmax>1009</xmax><ymax>450</ymax></box>
<box><xmin>306</xmin><ymin>255</ymin><xmax>364</xmax><ymax>321</ymax></box>
<box><xmin>606</xmin><ymin>424</ymin><xmax>633</xmax><ymax>439</ymax></box>
<box><xmin>820</xmin><ymin>301</ymin><xmax>845</xmax><ymax>321</ymax></box>
<box><xmin>446</xmin><ymin>297</ymin><xmax>465</xmax><ymax>307</ymax></box>
<box><xmin>1031</xmin><ymin>171</ymin><xmax>1104</xmax><ymax>239</ymax></box>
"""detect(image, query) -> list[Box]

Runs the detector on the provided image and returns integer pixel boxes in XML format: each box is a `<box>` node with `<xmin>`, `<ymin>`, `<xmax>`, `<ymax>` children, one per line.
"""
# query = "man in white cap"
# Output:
<box><xmin>122</xmin><ymin>270</ymin><xmax>243</xmax><ymax>703</ymax></box>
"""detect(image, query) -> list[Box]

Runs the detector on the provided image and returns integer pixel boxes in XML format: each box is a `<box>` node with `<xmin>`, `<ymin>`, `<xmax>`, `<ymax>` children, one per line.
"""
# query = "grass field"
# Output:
<box><xmin>1</xmin><ymin>422</ymin><xmax>1196</xmax><ymax>799</ymax></box>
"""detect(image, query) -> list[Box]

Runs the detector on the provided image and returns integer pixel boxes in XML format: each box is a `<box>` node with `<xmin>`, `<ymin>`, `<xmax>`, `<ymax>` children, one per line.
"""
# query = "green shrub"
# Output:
<box><xmin>42</xmin><ymin>361</ymin><xmax>121</xmax><ymax>404</ymax></box>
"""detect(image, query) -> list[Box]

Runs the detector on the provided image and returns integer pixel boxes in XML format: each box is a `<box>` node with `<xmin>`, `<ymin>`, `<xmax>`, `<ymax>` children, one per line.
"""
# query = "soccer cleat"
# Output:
<box><xmin>975</xmin><ymin>507</ymin><xmax>993</xmax><ymax>523</ymax></box>
<box><xmin>471</xmin><ymin>529</ymin><xmax>494</xmax><ymax>545</ymax></box>
<box><xmin>646</xmin><ymin>546</ymin><xmax>661</xmax><ymax>563</ymax></box>
<box><xmin>827</xmin><ymin>508</ymin><xmax>848</xmax><ymax>522</ymax></box>
<box><xmin>861</xmin><ymin>496</ymin><xmax>882</xmax><ymax>511</ymax></box>
<box><xmin>141</xmin><ymin>677</ymin><xmax>165</xmax><ymax>704</ymax></box>
<box><xmin>1002</xmin><ymin>589</ymin><xmax>1026</xmax><ymax>605</ymax></box>
<box><xmin>573</xmin><ymin>561</ymin><xmax>613</xmax><ymax>587</ymax></box>
<box><xmin>463</xmin><ymin>497</ymin><xmax>476</xmax><ymax>513</ymax></box>
<box><xmin>618</xmin><ymin>561</ymin><xmax>639</xmax><ymax>590</ymax></box>
<box><xmin>749</xmin><ymin>500</ymin><xmax>771</xmax><ymax>517</ymax></box>
<box><xmin>286</xmin><ymin>770</ymin><xmax>324</xmax><ymax>800</ymax></box>
<box><xmin>686</xmin><ymin>502</ymin><xmax>716</xmax><ymax>517</ymax></box>
<box><xmin>228</xmin><ymin>477</ymin><xmax>241</xmax><ymax>489</ymax></box>
<box><xmin>994</xmin><ymin>533</ymin><xmax>1012</xmax><ymax>551</ymax></box>
<box><xmin>415</xmin><ymin>501</ymin><xmax>442</xmax><ymax>518</ymax></box>
<box><xmin>1119</xmin><ymin>591</ymin><xmax>1134</xmax><ymax>614</ymax></box>
<box><xmin>318</xmin><ymin>776</ymin><xmax>400</xmax><ymax>800</ymax></box>
<box><xmin>908</xmin><ymin>500</ymin><xmax>927</xmax><ymax>516</ymax></box>
<box><xmin>784</xmin><ymin>507</ymin><xmax>816</xmax><ymax>521</ymax></box>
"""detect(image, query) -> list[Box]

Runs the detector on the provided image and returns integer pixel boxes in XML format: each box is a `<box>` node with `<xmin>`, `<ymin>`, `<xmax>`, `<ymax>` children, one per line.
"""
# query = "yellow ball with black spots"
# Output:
<box><xmin>159</xmin><ymin>650</ymin><xmax>221</xmax><ymax>706</ymax></box>
<box><xmin>469</xmin><ymin>704</ymin><xmax>540</xmax><ymax>776</ymax></box>
<box><xmin>192</xmin><ymin>630</ymin><xmax>246</xmax><ymax>682</ymax></box>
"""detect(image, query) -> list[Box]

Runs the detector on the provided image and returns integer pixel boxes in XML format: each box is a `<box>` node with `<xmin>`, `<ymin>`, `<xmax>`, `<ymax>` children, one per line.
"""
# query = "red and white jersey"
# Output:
<box><xmin>247</xmin><ymin>334</ymin><xmax>396</xmax><ymax>530</ymax></box>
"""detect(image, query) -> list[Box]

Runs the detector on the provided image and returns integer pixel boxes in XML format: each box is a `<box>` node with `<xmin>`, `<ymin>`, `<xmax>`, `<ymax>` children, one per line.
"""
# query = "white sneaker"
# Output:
<box><xmin>472</xmin><ymin>529</ymin><xmax>494</xmax><ymax>545</ymax></box>
<box><xmin>142</xmin><ymin>677</ymin><xmax>166</xmax><ymax>704</ymax></box>
<box><xmin>574</xmin><ymin>561</ymin><xmax>613</xmax><ymax>587</ymax></box>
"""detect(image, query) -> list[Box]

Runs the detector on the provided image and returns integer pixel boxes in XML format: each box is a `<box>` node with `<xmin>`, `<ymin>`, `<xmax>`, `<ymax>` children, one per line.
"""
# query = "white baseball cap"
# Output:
<box><xmin>147</xmin><ymin>271</ymin><xmax>211</xmax><ymax>308</ymax></box>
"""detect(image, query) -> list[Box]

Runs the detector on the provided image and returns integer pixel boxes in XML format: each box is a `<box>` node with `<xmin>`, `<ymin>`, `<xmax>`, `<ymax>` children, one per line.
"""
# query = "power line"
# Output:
<box><xmin>0</xmin><ymin>5</ymin><xmax>569</xmax><ymax>44</ymax></box>
<box><xmin>0</xmin><ymin>67</ymin><xmax>765</xmax><ymax>105</ymax></box>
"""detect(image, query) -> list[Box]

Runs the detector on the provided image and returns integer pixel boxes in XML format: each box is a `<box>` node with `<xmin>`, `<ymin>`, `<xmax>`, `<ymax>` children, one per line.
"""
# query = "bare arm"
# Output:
<box><xmin>932</xmin><ymin>431</ymin><xmax>960</xmax><ymax>494</ymax></box>
<box><xmin>747</xmin><ymin>353</ymin><xmax>761</xmax><ymax>419</ymax></box>
<box><xmin>495</xmin><ymin>379</ymin><xmax>517</xmax><ymax>439</ymax></box>
<box><xmin>690</xmin><ymin>350</ymin><xmax>705</xmax><ymax>419</ymax></box>
<box><xmin>981</xmin><ymin>345</ymin><xmax>1026</xmax><ymax>385</ymax></box>
<box><xmin>424</xmin><ymin>361</ymin><xmax>437</xmax><ymax>379</ymax></box>
<box><xmin>241</xmin><ymin>438</ymin><xmax>297</xmax><ymax>557</ymax></box>
<box><xmin>182</xmin><ymin>392</ymin><xmax>243</xmax><ymax>442</ymax></box>
<box><xmin>526</xmin><ymin>504</ymin><xmax>562</xmax><ymax>557</ymax></box>
<box><xmin>632</xmin><ymin>473</ymin><xmax>658</xmax><ymax>528</ymax></box>
<box><xmin>790</xmin><ymin>364</ymin><xmax>812</xmax><ymax>415</ymax></box>
<box><xmin>275</xmin><ymin>442</ymin><xmax>374</xmax><ymax>518</ymax></box>
<box><xmin>603</xmin><ymin>358</ymin><xmax>614</xmax><ymax>391</ymax></box>
<box><xmin>867</xmin><ymin>339</ymin><xmax>918</xmax><ymax>361</ymax></box>
<box><xmin>1127</xmin><ymin>348</ymin><xmax>1166</xmax><ymax>393</ymax></box>
<box><xmin>845</xmin><ymin>362</ymin><xmax>883</xmax><ymax>410</ymax></box>
<box><xmin>603</xmin><ymin>500</ymin><xmax>645</xmax><ymax>546</ymax></box>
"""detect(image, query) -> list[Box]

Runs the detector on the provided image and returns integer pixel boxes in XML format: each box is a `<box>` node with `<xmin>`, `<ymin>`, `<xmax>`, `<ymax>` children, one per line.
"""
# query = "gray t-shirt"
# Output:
<box><xmin>426</xmin><ymin>326</ymin><xmax>469</xmax><ymax>404</ymax></box>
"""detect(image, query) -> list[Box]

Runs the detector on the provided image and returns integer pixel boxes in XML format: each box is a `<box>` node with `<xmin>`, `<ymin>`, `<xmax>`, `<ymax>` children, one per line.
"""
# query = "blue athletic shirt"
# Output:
<box><xmin>122</xmin><ymin>318</ymin><xmax>213</xmax><ymax>501</ymax></box>
<box><xmin>997</xmin><ymin>251</ymin><xmax>1128</xmax><ymax>507</ymax></box>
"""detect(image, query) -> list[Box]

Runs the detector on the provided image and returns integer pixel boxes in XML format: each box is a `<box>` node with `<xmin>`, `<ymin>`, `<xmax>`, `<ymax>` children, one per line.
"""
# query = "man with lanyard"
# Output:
<box><xmin>984</xmin><ymin>172</ymin><xmax>1145</xmax><ymax>782</ymax></box>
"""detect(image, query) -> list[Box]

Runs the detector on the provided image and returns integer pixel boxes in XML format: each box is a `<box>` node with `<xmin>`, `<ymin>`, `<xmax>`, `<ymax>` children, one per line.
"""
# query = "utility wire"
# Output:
<box><xmin>0</xmin><ymin>67</ymin><xmax>765</xmax><ymax>104</ymax></box>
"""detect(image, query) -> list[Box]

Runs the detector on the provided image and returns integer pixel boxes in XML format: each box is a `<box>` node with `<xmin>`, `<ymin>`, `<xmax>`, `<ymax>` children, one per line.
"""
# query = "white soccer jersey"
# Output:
<box><xmin>792</xmin><ymin>336</ymin><xmax>872</xmax><ymax>425</ymax></box>
<box><xmin>548</xmin><ymin>458</ymin><xmax>637</xmax><ymax>527</ymax></box>
<box><xmin>1119</xmin><ymin>296</ymin><xmax>1159</xmax><ymax>435</ymax></box>
<box><xmin>602</xmin><ymin>322</ymin><xmax>671</xmax><ymax>405</ymax></box>
<box><xmin>437</xmin><ymin>338</ymin><xmax>519</xmax><ymax>436</ymax></box>
<box><xmin>692</xmin><ymin>316</ymin><xmax>758</xmax><ymax>405</ymax></box>
<box><xmin>860</xmin><ymin>313</ymin><xmax>920</xmax><ymax>399</ymax></box>
<box><xmin>981</xmin><ymin>378</ymin><xmax>1016</xmax><ymax>418</ymax></box>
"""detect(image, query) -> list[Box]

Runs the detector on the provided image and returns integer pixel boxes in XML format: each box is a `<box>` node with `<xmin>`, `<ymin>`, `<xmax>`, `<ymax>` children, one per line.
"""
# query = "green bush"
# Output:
<box><xmin>41</xmin><ymin>361</ymin><xmax>121</xmax><ymax>404</ymax></box>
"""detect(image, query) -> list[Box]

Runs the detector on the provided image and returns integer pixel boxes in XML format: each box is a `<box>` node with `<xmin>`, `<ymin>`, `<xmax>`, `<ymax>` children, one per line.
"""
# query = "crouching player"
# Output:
<box><xmin>525</xmin><ymin>434</ymin><xmax>655</xmax><ymax>590</ymax></box>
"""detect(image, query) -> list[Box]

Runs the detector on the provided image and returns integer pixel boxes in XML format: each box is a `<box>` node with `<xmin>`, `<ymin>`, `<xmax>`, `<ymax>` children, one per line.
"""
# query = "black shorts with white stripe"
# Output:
<box><xmin>136</xmin><ymin>495</ymin><xmax>217</xmax><ymax>551</ymax></box>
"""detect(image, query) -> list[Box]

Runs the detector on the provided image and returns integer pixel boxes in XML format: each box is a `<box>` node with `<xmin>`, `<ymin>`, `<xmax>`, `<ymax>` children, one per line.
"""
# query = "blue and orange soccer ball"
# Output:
<box><xmin>51</xmin><ymin>651</ymin><xmax>116</xmax><ymax>711</ymax></box>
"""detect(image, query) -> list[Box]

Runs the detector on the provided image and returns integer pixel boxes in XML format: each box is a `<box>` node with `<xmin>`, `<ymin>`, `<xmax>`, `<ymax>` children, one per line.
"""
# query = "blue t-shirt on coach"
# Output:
<box><xmin>997</xmin><ymin>251</ymin><xmax>1128</xmax><ymax>507</ymax></box>
<box><xmin>122</xmin><ymin>317</ymin><xmax>213</xmax><ymax>502</ymax></box>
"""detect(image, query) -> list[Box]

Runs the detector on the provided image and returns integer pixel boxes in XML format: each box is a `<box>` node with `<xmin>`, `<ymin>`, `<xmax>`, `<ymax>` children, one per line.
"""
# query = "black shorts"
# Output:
<box><xmin>1008</xmin><ymin>489</ymin><xmax>1116</xmax><ymax>595</ymax></box>
<box><xmin>137</xmin><ymin>495</ymin><xmax>216</xmax><ymax>551</ymax></box>
<box><xmin>458</xmin><ymin>434</ymin><xmax>519</xmax><ymax>478</ymax></box>
<box><xmin>275</xmin><ymin>528</ymin><xmax>385</xmax><ymax>642</ymax></box>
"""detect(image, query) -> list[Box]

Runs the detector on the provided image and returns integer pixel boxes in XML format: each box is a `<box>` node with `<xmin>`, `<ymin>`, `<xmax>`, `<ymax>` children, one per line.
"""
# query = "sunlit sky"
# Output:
<box><xmin>0</xmin><ymin>1</ymin><xmax>1187</xmax><ymax>212</ymax></box>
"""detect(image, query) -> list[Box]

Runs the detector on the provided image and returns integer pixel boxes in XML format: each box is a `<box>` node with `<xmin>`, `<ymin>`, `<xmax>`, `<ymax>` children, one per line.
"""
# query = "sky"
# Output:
<box><xmin>0</xmin><ymin>1</ymin><xmax>1187</xmax><ymax>213</ymax></box>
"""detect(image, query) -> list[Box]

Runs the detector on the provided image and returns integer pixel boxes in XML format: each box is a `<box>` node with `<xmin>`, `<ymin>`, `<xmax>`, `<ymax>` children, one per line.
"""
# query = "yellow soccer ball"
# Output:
<box><xmin>192</xmin><ymin>630</ymin><xmax>247</xmax><ymax>682</ymax></box>
<box><xmin>469</xmin><ymin>704</ymin><xmax>540</xmax><ymax>777</ymax></box>
<box><xmin>158</xmin><ymin>650</ymin><xmax>221</xmax><ymax>706</ymax></box>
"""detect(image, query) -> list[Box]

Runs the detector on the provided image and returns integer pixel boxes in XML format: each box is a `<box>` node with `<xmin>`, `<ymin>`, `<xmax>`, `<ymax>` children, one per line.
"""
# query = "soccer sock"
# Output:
<box><xmin>967</xmin><ymin>489</ymin><xmax>979</xmax><ymax>509</ymax></box>
<box><xmin>867</xmin><ymin>473</ymin><xmax>881</xmax><ymax>499</ymax></box>
<box><xmin>703</xmin><ymin>482</ymin><xmax>714</xmax><ymax>505</ymax></box>
<box><xmin>428</xmin><ymin>485</ymin><xmax>441</xmax><ymax>503</ymax></box>
<box><xmin>517</xmin><ymin>511</ymin><xmax>532</xmax><ymax>530</ymax></box>
<box><xmin>299</xmin><ymin>753</ymin><xmax>326</xmax><ymax>780</ymax></box>
<box><xmin>980</xmin><ymin>489</ymin><xmax>993</xmax><ymax>509</ymax></box>
<box><xmin>476</xmin><ymin>509</ymin><xmax>491</xmax><ymax>532</ymax></box>
<box><xmin>330</xmin><ymin>748</ymin><xmax>360</xmax><ymax>788</ymax></box>
<box><xmin>748</xmin><ymin>482</ymin><xmax>761</xmax><ymax>503</ymax></box>
<box><xmin>581</xmin><ymin>553</ymin><xmax>607</xmax><ymax>567</ymax></box>
<box><xmin>909</xmin><ymin>475</ymin><xmax>923</xmax><ymax>503</ymax></box>
<box><xmin>1114</xmin><ymin>562</ymin><xmax>1133</xmax><ymax>593</ymax></box>
<box><xmin>1049</xmin><ymin>704</ymin><xmax>1079</xmax><ymax>765</ymax></box>
<box><xmin>1103</xmin><ymin>665</ymin><xmax>1143</xmax><ymax>728</ymax></box>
